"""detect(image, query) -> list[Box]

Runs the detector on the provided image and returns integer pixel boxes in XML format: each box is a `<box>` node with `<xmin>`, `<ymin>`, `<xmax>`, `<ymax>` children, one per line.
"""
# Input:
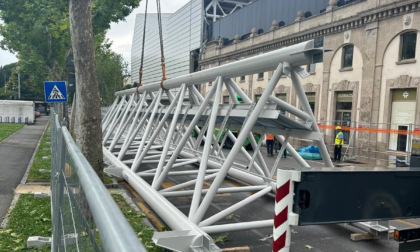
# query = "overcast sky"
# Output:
<box><xmin>0</xmin><ymin>0</ymin><xmax>191</xmax><ymax>69</ymax></box>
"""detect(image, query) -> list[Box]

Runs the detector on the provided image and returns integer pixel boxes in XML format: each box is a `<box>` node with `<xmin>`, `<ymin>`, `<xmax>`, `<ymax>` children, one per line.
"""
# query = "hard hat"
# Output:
<box><xmin>336</xmin><ymin>126</ymin><xmax>341</xmax><ymax>130</ymax></box>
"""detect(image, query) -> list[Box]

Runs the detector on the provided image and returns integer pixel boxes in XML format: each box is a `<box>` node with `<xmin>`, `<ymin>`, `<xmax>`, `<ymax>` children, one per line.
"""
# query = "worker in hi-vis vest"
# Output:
<box><xmin>265</xmin><ymin>133</ymin><xmax>274</xmax><ymax>156</ymax></box>
<box><xmin>333</xmin><ymin>126</ymin><xmax>344</xmax><ymax>162</ymax></box>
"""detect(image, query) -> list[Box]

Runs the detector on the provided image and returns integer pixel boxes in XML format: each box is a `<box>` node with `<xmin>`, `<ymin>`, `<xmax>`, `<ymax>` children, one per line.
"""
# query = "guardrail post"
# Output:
<box><xmin>273</xmin><ymin>169</ymin><xmax>301</xmax><ymax>252</ymax></box>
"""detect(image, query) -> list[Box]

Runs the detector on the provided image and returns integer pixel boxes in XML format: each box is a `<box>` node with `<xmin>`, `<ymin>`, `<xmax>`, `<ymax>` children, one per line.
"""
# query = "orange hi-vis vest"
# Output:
<box><xmin>265</xmin><ymin>134</ymin><xmax>274</xmax><ymax>140</ymax></box>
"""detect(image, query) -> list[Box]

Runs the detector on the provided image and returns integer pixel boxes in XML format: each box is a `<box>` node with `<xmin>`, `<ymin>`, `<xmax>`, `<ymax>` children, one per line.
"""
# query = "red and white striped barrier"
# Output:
<box><xmin>273</xmin><ymin>170</ymin><xmax>301</xmax><ymax>252</ymax></box>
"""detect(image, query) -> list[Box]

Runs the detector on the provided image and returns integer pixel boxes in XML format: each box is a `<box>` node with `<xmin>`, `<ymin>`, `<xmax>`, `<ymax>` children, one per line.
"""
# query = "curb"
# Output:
<box><xmin>0</xmin><ymin>124</ymin><xmax>27</xmax><ymax>144</ymax></box>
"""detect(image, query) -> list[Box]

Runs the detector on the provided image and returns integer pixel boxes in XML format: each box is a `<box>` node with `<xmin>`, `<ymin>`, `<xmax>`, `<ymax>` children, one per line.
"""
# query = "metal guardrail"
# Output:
<box><xmin>50</xmin><ymin>108</ymin><xmax>146</xmax><ymax>252</ymax></box>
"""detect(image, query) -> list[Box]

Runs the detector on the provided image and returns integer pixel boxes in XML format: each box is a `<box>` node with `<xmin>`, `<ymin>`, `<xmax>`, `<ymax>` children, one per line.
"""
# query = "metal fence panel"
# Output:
<box><xmin>50</xmin><ymin>108</ymin><xmax>146</xmax><ymax>252</ymax></box>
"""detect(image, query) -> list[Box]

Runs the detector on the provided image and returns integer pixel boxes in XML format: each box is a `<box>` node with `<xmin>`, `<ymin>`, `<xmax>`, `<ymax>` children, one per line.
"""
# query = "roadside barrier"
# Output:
<box><xmin>50</xmin><ymin>108</ymin><xmax>146</xmax><ymax>252</ymax></box>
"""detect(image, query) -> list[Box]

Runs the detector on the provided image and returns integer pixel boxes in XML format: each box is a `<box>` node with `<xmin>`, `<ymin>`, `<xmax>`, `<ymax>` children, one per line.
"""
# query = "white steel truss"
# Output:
<box><xmin>102</xmin><ymin>39</ymin><xmax>332</xmax><ymax>252</ymax></box>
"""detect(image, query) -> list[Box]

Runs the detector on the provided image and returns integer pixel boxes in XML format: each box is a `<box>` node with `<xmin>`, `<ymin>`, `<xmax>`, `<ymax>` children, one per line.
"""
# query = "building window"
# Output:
<box><xmin>342</xmin><ymin>45</ymin><xmax>354</xmax><ymax>68</ymax></box>
<box><xmin>275</xmin><ymin>93</ymin><xmax>287</xmax><ymax>115</ymax></box>
<box><xmin>401</xmin><ymin>32</ymin><xmax>417</xmax><ymax>60</ymax></box>
<box><xmin>208</xmin><ymin>81</ymin><xmax>212</xmax><ymax>86</ymax></box>
<box><xmin>306</xmin><ymin>92</ymin><xmax>315</xmax><ymax>115</ymax></box>
<box><xmin>335</xmin><ymin>91</ymin><xmax>353</xmax><ymax>145</ymax></box>
<box><xmin>254</xmin><ymin>94</ymin><xmax>261</xmax><ymax>102</ymax></box>
<box><xmin>258</xmin><ymin>72</ymin><xmax>264</xmax><ymax>80</ymax></box>
<box><xmin>240</xmin><ymin>76</ymin><xmax>245</xmax><ymax>82</ymax></box>
<box><xmin>223</xmin><ymin>96</ymin><xmax>229</xmax><ymax>104</ymax></box>
<box><xmin>307</xmin><ymin>64</ymin><xmax>316</xmax><ymax>73</ymax></box>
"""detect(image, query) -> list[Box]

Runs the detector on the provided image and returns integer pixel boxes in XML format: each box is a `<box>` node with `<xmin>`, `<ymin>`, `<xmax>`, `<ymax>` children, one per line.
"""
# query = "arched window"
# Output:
<box><xmin>304</xmin><ymin>11</ymin><xmax>312</xmax><ymax>18</ymax></box>
<box><xmin>342</xmin><ymin>44</ymin><xmax>354</xmax><ymax>68</ymax></box>
<box><xmin>400</xmin><ymin>32</ymin><xmax>417</xmax><ymax>60</ymax></box>
<box><xmin>279</xmin><ymin>21</ymin><xmax>285</xmax><ymax>27</ymax></box>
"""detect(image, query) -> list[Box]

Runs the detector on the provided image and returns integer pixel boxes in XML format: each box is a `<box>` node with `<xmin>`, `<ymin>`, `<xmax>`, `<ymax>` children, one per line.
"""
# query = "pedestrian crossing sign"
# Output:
<box><xmin>44</xmin><ymin>81</ymin><xmax>68</xmax><ymax>103</ymax></box>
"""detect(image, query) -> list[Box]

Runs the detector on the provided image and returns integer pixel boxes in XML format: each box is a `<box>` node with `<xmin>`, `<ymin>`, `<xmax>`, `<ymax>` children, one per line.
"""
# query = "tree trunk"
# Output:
<box><xmin>69</xmin><ymin>0</ymin><xmax>103</xmax><ymax>179</ymax></box>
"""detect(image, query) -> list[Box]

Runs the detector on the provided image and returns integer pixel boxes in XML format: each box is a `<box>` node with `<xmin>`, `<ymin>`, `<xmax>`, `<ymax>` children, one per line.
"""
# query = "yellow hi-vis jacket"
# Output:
<box><xmin>335</xmin><ymin>132</ymin><xmax>343</xmax><ymax>145</ymax></box>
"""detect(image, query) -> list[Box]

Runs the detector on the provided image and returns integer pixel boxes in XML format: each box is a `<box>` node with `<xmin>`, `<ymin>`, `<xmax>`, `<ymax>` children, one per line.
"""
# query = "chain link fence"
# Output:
<box><xmin>50</xmin><ymin>107</ymin><xmax>146</xmax><ymax>251</ymax></box>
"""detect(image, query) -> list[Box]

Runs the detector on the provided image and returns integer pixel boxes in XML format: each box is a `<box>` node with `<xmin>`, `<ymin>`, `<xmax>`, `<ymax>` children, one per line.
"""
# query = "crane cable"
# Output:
<box><xmin>156</xmin><ymin>0</ymin><xmax>167</xmax><ymax>90</ymax></box>
<box><xmin>137</xmin><ymin>0</ymin><xmax>148</xmax><ymax>94</ymax></box>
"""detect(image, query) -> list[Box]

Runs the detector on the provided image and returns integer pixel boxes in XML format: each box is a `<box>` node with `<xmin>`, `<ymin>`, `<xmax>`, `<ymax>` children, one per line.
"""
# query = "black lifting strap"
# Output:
<box><xmin>137</xmin><ymin>0</ymin><xmax>149</xmax><ymax>93</ymax></box>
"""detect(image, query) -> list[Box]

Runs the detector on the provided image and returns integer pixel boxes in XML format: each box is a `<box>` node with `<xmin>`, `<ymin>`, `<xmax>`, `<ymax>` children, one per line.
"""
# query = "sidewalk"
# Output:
<box><xmin>0</xmin><ymin>117</ymin><xmax>49</xmax><ymax>221</ymax></box>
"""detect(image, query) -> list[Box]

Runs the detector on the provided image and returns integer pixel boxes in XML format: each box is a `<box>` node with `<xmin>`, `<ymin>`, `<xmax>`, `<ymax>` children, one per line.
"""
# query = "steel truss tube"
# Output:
<box><xmin>199</xmin><ymin>186</ymin><xmax>272</xmax><ymax>227</ymax></box>
<box><xmin>275</xmin><ymin>135</ymin><xmax>309</xmax><ymax>168</ymax></box>
<box><xmin>138</xmin><ymin>168</ymin><xmax>216</xmax><ymax>177</ymax></box>
<box><xmin>190</xmin><ymin>77</ymin><xmax>223</xmax><ymax>218</ymax></box>
<box><xmin>270</xmin><ymin>136</ymin><xmax>290</xmax><ymax>178</ymax></box>
<box><xmin>109</xmin><ymin>94</ymin><xmax>144</xmax><ymax>151</ymax></box>
<box><xmin>201</xmin><ymin>220</ymin><xmax>273</xmax><ymax>234</ymax></box>
<box><xmin>115</xmin><ymin>40</ymin><xmax>320</xmax><ymax>96</ymax></box>
<box><xmin>103</xmin><ymin>148</ymin><xmax>212</xmax><ymax>242</ymax></box>
<box><xmin>226</xmin><ymin>78</ymin><xmax>270</xmax><ymax>177</ymax></box>
<box><xmin>103</xmin><ymin>95</ymin><xmax>126</xmax><ymax>136</ymax></box>
<box><xmin>161</xmin><ymin>185</ymin><xmax>268</xmax><ymax>197</ymax></box>
<box><xmin>267</xmin><ymin>95</ymin><xmax>312</xmax><ymax>121</ymax></box>
<box><xmin>102</xmin><ymin>98</ymin><xmax>119</xmax><ymax>129</ymax></box>
<box><xmin>189</xmin><ymin>86</ymin><xmax>202</xmax><ymax>105</ymax></box>
<box><xmin>153</xmin><ymin>83</ymin><xmax>218</xmax><ymax>189</ymax></box>
<box><xmin>189</xmin><ymin>85</ymin><xmax>265</xmax><ymax>176</ymax></box>
<box><xmin>152</xmin><ymin>84</ymin><xmax>187</xmax><ymax>187</ymax></box>
<box><xmin>225</xmin><ymin>78</ymin><xmax>252</xmax><ymax>103</ymax></box>
<box><xmin>118</xmin><ymin>93</ymin><xmax>148</xmax><ymax>159</ymax></box>
<box><xmin>290</xmin><ymin>69</ymin><xmax>333</xmax><ymax>167</ymax></box>
<box><xmin>131</xmin><ymin>89</ymin><xmax>163</xmax><ymax>171</ymax></box>
<box><xmin>191</xmin><ymin>62</ymin><xmax>285</xmax><ymax>224</ymax></box>
<box><xmin>160</xmin><ymin>173</ymin><xmax>218</xmax><ymax>193</ymax></box>
<box><xmin>190</xmin><ymin>85</ymin><xmax>205</xmax><ymax>103</ymax></box>
<box><xmin>227</xmin><ymin>131</ymin><xmax>266</xmax><ymax>177</ymax></box>
<box><xmin>225</xmin><ymin>79</ymin><xmax>270</xmax><ymax>176</ymax></box>
<box><xmin>114</xmin><ymin>94</ymin><xmax>135</xmax><ymax>136</ymax></box>
<box><xmin>132</xmin><ymin>88</ymin><xmax>185</xmax><ymax>176</ymax></box>
<box><xmin>107</xmin><ymin>95</ymin><xmax>135</xmax><ymax>150</ymax></box>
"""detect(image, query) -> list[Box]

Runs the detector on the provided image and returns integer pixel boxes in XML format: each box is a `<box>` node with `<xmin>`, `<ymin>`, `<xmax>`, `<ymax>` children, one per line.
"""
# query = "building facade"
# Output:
<box><xmin>131</xmin><ymin>0</ymin><xmax>203</xmax><ymax>85</ymax></box>
<box><xmin>199</xmin><ymin>0</ymin><xmax>420</xmax><ymax>153</ymax></box>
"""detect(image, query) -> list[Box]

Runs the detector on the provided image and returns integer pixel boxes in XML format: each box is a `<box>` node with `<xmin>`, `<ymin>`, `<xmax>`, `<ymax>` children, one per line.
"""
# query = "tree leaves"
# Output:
<box><xmin>0</xmin><ymin>0</ymin><xmax>139</xmax><ymax>101</ymax></box>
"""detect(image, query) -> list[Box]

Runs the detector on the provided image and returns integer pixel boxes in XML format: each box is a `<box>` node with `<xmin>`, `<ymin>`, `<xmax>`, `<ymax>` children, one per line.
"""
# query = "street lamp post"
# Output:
<box><xmin>17</xmin><ymin>67</ymin><xmax>20</xmax><ymax>99</ymax></box>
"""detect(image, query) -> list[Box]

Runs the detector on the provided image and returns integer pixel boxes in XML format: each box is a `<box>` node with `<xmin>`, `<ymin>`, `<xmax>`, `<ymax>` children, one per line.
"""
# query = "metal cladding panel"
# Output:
<box><xmin>131</xmin><ymin>0</ymin><xmax>202</xmax><ymax>85</ymax></box>
<box><xmin>131</xmin><ymin>14</ymin><xmax>171</xmax><ymax>85</ymax></box>
<box><xmin>290</xmin><ymin>168</ymin><xmax>420</xmax><ymax>225</ymax></box>
<box><xmin>211</xmin><ymin>0</ymin><xmax>330</xmax><ymax>40</ymax></box>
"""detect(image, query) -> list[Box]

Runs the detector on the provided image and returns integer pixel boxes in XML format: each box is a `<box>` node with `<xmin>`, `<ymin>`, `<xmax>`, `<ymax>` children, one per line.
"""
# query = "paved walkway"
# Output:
<box><xmin>0</xmin><ymin>116</ymin><xmax>49</xmax><ymax>220</ymax></box>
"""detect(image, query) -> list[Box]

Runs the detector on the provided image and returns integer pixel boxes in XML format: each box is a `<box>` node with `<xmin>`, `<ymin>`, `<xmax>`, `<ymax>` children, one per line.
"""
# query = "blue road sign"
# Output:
<box><xmin>44</xmin><ymin>81</ymin><xmax>68</xmax><ymax>103</ymax></box>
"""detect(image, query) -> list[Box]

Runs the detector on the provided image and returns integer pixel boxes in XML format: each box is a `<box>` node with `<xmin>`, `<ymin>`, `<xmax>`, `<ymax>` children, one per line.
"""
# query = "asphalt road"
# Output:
<box><xmin>121</xmin><ymin>144</ymin><xmax>418</xmax><ymax>251</ymax></box>
<box><xmin>0</xmin><ymin>116</ymin><xmax>48</xmax><ymax>221</ymax></box>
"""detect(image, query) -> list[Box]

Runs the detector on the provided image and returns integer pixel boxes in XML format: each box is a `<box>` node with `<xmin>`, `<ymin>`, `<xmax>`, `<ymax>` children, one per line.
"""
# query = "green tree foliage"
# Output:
<box><xmin>0</xmin><ymin>0</ymin><xmax>139</xmax><ymax>101</ymax></box>
<box><xmin>96</xmin><ymin>40</ymin><xmax>127</xmax><ymax>106</ymax></box>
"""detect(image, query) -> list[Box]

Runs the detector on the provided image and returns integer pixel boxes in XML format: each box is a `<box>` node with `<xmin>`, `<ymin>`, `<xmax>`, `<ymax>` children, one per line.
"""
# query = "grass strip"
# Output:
<box><xmin>0</xmin><ymin>195</ymin><xmax>51</xmax><ymax>251</ymax></box>
<box><xmin>0</xmin><ymin>124</ymin><xmax>25</xmax><ymax>142</ymax></box>
<box><xmin>111</xmin><ymin>193</ymin><xmax>164</xmax><ymax>251</ymax></box>
<box><xmin>27</xmin><ymin>125</ymin><xmax>51</xmax><ymax>181</ymax></box>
